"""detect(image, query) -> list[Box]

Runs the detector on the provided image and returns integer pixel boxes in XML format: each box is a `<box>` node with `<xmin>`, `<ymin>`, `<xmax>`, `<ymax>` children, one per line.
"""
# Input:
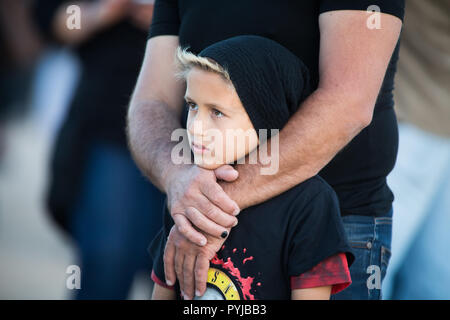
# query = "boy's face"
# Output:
<box><xmin>185</xmin><ymin>67</ymin><xmax>259</xmax><ymax>170</ymax></box>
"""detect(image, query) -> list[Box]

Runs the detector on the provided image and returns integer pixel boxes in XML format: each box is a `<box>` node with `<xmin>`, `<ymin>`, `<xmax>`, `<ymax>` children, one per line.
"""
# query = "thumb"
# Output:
<box><xmin>214</xmin><ymin>165</ymin><xmax>239</xmax><ymax>182</ymax></box>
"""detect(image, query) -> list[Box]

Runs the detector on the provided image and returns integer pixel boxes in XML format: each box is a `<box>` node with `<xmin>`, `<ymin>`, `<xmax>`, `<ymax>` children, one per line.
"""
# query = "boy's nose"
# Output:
<box><xmin>188</xmin><ymin>114</ymin><xmax>209</xmax><ymax>137</ymax></box>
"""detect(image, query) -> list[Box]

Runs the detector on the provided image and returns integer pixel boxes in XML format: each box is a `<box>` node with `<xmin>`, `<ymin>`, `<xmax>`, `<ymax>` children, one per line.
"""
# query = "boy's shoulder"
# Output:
<box><xmin>270</xmin><ymin>175</ymin><xmax>336</xmax><ymax>207</ymax></box>
<box><xmin>244</xmin><ymin>175</ymin><xmax>338</xmax><ymax>218</ymax></box>
<box><xmin>286</xmin><ymin>175</ymin><xmax>335</xmax><ymax>199</ymax></box>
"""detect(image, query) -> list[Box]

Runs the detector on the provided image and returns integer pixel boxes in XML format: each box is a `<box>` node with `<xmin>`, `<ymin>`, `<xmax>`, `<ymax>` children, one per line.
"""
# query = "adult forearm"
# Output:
<box><xmin>220</xmin><ymin>88</ymin><xmax>370</xmax><ymax>209</ymax></box>
<box><xmin>127</xmin><ymin>99</ymin><xmax>185</xmax><ymax>193</ymax></box>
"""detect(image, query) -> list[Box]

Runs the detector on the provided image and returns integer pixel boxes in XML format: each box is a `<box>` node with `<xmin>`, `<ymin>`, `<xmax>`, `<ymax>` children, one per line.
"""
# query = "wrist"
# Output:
<box><xmin>162</xmin><ymin>163</ymin><xmax>191</xmax><ymax>196</ymax></box>
<box><xmin>219</xmin><ymin>162</ymin><xmax>260</xmax><ymax>210</ymax></box>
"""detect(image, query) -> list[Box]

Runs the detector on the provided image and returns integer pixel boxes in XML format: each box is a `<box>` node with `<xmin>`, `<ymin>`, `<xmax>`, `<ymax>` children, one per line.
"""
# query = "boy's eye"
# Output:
<box><xmin>212</xmin><ymin>109</ymin><xmax>224</xmax><ymax>118</ymax></box>
<box><xmin>187</xmin><ymin>102</ymin><xmax>198</xmax><ymax>111</ymax></box>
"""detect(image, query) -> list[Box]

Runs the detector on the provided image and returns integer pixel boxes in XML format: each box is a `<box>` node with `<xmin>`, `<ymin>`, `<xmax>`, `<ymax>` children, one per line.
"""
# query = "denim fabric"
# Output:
<box><xmin>332</xmin><ymin>208</ymin><xmax>393</xmax><ymax>300</ymax></box>
<box><xmin>70</xmin><ymin>140</ymin><xmax>165</xmax><ymax>299</ymax></box>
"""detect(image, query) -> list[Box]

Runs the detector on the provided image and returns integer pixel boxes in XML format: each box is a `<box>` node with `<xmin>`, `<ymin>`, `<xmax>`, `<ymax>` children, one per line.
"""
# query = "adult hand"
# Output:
<box><xmin>166</xmin><ymin>164</ymin><xmax>240</xmax><ymax>246</ymax></box>
<box><xmin>164</xmin><ymin>225</ymin><xmax>229</xmax><ymax>300</ymax></box>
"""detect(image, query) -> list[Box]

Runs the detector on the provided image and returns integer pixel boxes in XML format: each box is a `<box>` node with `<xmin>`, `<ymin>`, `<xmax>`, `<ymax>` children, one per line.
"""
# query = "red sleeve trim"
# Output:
<box><xmin>151</xmin><ymin>270</ymin><xmax>175</xmax><ymax>290</ymax></box>
<box><xmin>290</xmin><ymin>252</ymin><xmax>352</xmax><ymax>295</ymax></box>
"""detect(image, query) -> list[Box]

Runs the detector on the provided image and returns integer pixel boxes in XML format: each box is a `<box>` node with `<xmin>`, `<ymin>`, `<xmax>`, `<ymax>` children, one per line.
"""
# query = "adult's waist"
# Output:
<box><xmin>330</xmin><ymin>177</ymin><xmax>394</xmax><ymax>217</ymax></box>
<box><xmin>319</xmin><ymin>107</ymin><xmax>399</xmax><ymax>217</ymax></box>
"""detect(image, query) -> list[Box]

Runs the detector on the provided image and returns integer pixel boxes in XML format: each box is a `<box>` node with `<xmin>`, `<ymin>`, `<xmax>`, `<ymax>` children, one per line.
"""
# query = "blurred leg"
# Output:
<box><xmin>383</xmin><ymin>123</ymin><xmax>450</xmax><ymax>298</ymax></box>
<box><xmin>391</xmin><ymin>160</ymin><xmax>450</xmax><ymax>300</ymax></box>
<box><xmin>70</xmin><ymin>140</ymin><xmax>165</xmax><ymax>300</ymax></box>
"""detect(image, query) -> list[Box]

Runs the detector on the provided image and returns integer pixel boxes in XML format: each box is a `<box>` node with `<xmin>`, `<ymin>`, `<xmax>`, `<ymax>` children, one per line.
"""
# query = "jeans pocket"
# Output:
<box><xmin>349</xmin><ymin>240</ymin><xmax>373</xmax><ymax>250</ymax></box>
<box><xmin>381</xmin><ymin>245</ymin><xmax>392</xmax><ymax>281</ymax></box>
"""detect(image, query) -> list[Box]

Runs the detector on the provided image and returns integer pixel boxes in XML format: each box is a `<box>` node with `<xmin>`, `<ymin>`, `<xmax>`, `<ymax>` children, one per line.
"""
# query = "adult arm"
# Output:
<box><xmin>168</xmin><ymin>10</ymin><xmax>403</xmax><ymax>299</ymax></box>
<box><xmin>219</xmin><ymin>10</ymin><xmax>403</xmax><ymax>208</ymax></box>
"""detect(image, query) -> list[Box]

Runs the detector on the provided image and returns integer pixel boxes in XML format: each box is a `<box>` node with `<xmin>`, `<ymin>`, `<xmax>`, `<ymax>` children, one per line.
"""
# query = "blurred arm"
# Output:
<box><xmin>51</xmin><ymin>0</ymin><xmax>131</xmax><ymax>46</ymax></box>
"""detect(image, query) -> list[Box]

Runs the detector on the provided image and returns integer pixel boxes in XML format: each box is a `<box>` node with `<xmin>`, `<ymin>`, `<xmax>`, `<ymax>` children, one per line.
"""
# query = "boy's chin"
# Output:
<box><xmin>194</xmin><ymin>161</ymin><xmax>222</xmax><ymax>171</ymax></box>
<box><xmin>193</xmin><ymin>157</ymin><xmax>227</xmax><ymax>170</ymax></box>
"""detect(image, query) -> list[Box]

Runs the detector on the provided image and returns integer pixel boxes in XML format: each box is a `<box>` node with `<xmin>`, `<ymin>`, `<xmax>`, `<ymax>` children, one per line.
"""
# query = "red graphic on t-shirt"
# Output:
<box><xmin>211</xmin><ymin>246</ymin><xmax>256</xmax><ymax>300</ymax></box>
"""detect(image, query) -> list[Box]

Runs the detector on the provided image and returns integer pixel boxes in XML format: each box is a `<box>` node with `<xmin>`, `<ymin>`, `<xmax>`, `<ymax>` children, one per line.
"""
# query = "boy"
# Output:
<box><xmin>149</xmin><ymin>35</ymin><xmax>353</xmax><ymax>300</ymax></box>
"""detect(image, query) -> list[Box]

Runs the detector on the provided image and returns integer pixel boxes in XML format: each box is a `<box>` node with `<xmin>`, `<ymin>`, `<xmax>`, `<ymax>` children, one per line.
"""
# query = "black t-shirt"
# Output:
<box><xmin>149</xmin><ymin>175</ymin><xmax>354</xmax><ymax>300</ymax></box>
<box><xmin>147</xmin><ymin>0</ymin><xmax>405</xmax><ymax>217</ymax></box>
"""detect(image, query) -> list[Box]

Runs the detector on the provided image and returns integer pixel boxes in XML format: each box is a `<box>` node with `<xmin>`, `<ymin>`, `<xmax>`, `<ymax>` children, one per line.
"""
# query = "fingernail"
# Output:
<box><xmin>166</xmin><ymin>279</ymin><xmax>173</xmax><ymax>286</ymax></box>
<box><xmin>221</xmin><ymin>231</ymin><xmax>228</xmax><ymax>238</ymax></box>
<box><xmin>195</xmin><ymin>290</ymin><xmax>201</xmax><ymax>297</ymax></box>
<box><xmin>200</xmin><ymin>238</ymin><xmax>207</xmax><ymax>246</ymax></box>
<box><xmin>233</xmin><ymin>208</ymin><xmax>240</xmax><ymax>216</ymax></box>
<box><xmin>233</xmin><ymin>219</ymin><xmax>238</xmax><ymax>227</ymax></box>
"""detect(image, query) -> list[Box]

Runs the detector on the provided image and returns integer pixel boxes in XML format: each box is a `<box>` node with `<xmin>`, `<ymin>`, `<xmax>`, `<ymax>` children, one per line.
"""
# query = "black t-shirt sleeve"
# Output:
<box><xmin>319</xmin><ymin>0</ymin><xmax>405</xmax><ymax>21</ymax></box>
<box><xmin>286</xmin><ymin>182</ymin><xmax>354</xmax><ymax>277</ymax></box>
<box><xmin>148</xmin><ymin>200</ymin><xmax>175</xmax><ymax>286</ymax></box>
<box><xmin>147</xmin><ymin>0</ymin><xmax>180</xmax><ymax>39</ymax></box>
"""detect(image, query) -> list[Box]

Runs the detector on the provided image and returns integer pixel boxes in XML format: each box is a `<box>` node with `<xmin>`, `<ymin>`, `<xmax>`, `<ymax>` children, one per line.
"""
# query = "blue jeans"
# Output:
<box><xmin>70</xmin><ymin>140</ymin><xmax>165</xmax><ymax>299</ymax></box>
<box><xmin>332</xmin><ymin>208</ymin><xmax>393</xmax><ymax>300</ymax></box>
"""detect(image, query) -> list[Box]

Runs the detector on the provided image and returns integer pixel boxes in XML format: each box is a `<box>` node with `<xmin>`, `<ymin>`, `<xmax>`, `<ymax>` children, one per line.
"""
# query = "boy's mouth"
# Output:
<box><xmin>192</xmin><ymin>141</ymin><xmax>210</xmax><ymax>153</ymax></box>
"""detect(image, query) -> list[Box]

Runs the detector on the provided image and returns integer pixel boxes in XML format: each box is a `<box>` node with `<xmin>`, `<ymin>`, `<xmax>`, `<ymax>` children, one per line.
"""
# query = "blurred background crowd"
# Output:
<box><xmin>0</xmin><ymin>0</ymin><xmax>449</xmax><ymax>299</ymax></box>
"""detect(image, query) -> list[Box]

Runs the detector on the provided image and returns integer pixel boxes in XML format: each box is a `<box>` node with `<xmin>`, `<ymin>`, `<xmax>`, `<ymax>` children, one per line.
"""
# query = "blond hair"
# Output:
<box><xmin>175</xmin><ymin>46</ymin><xmax>232</xmax><ymax>83</ymax></box>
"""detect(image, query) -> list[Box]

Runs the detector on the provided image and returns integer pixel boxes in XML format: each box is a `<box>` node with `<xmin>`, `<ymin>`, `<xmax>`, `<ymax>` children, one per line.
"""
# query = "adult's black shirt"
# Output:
<box><xmin>150</xmin><ymin>175</ymin><xmax>354</xmax><ymax>300</ymax></box>
<box><xmin>148</xmin><ymin>0</ymin><xmax>405</xmax><ymax>217</ymax></box>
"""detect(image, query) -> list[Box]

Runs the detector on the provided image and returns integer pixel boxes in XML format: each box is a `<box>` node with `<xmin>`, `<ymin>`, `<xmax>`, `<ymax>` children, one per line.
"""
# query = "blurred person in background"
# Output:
<box><xmin>382</xmin><ymin>0</ymin><xmax>450</xmax><ymax>299</ymax></box>
<box><xmin>0</xmin><ymin>0</ymin><xmax>43</xmax><ymax>160</ymax></box>
<box><xmin>33</xmin><ymin>0</ymin><xmax>165</xmax><ymax>299</ymax></box>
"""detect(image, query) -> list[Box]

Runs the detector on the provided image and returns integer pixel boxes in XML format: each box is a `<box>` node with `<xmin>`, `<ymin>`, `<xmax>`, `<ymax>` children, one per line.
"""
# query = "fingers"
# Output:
<box><xmin>182</xmin><ymin>254</ymin><xmax>196</xmax><ymax>300</ymax></box>
<box><xmin>194</xmin><ymin>254</ymin><xmax>210</xmax><ymax>297</ymax></box>
<box><xmin>195</xmin><ymin>192</ymin><xmax>239</xmax><ymax>230</ymax></box>
<box><xmin>214</xmin><ymin>164</ymin><xmax>239</xmax><ymax>182</ymax></box>
<box><xmin>163</xmin><ymin>228</ymin><xmax>177</xmax><ymax>287</ymax></box>
<box><xmin>172</xmin><ymin>213</ymin><xmax>207</xmax><ymax>246</ymax></box>
<box><xmin>163</xmin><ymin>226</ymin><xmax>212</xmax><ymax>300</ymax></box>
<box><xmin>185</xmin><ymin>206</ymin><xmax>231</xmax><ymax>239</ymax></box>
<box><xmin>201</xmin><ymin>182</ymin><xmax>240</xmax><ymax>217</ymax></box>
<box><xmin>174</xmin><ymin>247</ymin><xmax>185</xmax><ymax>294</ymax></box>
